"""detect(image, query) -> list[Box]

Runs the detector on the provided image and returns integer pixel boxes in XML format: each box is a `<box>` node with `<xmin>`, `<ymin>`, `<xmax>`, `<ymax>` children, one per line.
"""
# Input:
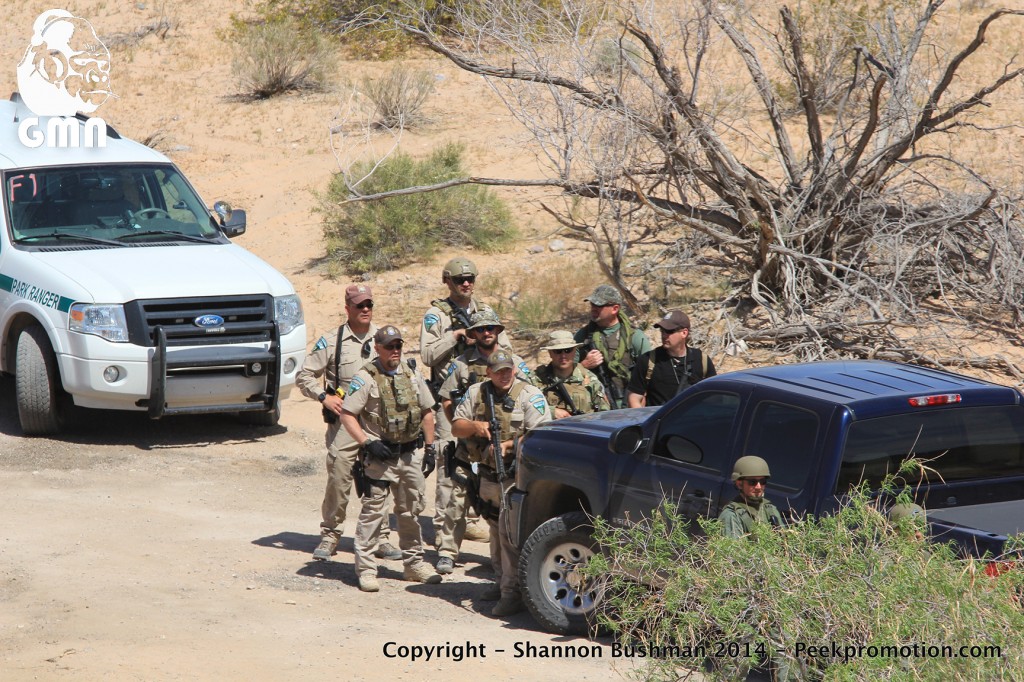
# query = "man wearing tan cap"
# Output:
<box><xmin>626</xmin><ymin>309</ymin><xmax>716</xmax><ymax>407</ymax></box>
<box><xmin>296</xmin><ymin>284</ymin><xmax>399</xmax><ymax>562</ymax></box>
<box><xmin>534</xmin><ymin>330</ymin><xmax>610</xmax><ymax>418</ymax></box>
<box><xmin>574</xmin><ymin>284</ymin><xmax>651</xmax><ymax>409</ymax></box>
<box><xmin>451</xmin><ymin>350</ymin><xmax>551</xmax><ymax>617</ymax></box>
<box><xmin>341</xmin><ymin>325</ymin><xmax>441</xmax><ymax>591</ymax></box>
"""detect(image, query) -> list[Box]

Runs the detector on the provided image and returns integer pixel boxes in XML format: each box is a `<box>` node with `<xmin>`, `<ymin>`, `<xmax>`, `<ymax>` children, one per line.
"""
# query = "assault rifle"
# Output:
<box><xmin>550</xmin><ymin>379</ymin><xmax>582</xmax><ymax>416</ymax></box>
<box><xmin>580</xmin><ymin>340</ymin><xmax>625</xmax><ymax>408</ymax></box>
<box><xmin>484</xmin><ymin>382</ymin><xmax>510</xmax><ymax>515</ymax></box>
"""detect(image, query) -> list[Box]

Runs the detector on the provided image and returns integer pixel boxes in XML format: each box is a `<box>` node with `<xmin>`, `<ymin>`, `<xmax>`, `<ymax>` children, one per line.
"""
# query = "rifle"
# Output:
<box><xmin>550</xmin><ymin>379</ymin><xmax>582</xmax><ymax>416</ymax></box>
<box><xmin>483</xmin><ymin>382</ymin><xmax>509</xmax><ymax>516</ymax></box>
<box><xmin>580</xmin><ymin>340</ymin><xmax>625</xmax><ymax>408</ymax></box>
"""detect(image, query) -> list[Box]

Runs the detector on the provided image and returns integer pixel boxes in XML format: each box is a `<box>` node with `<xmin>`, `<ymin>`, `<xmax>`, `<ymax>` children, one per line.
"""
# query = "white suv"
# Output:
<box><xmin>0</xmin><ymin>96</ymin><xmax>306</xmax><ymax>434</ymax></box>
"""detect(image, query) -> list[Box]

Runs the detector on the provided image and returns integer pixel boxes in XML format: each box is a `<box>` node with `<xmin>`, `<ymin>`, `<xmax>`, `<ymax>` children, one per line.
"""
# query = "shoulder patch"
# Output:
<box><xmin>423</xmin><ymin>313</ymin><xmax>441</xmax><ymax>332</ymax></box>
<box><xmin>312</xmin><ymin>335</ymin><xmax>328</xmax><ymax>352</ymax></box>
<box><xmin>517</xmin><ymin>361</ymin><xmax>531</xmax><ymax>375</ymax></box>
<box><xmin>442</xmin><ymin>361</ymin><xmax>459</xmax><ymax>380</ymax></box>
<box><xmin>529</xmin><ymin>394</ymin><xmax>547</xmax><ymax>415</ymax></box>
<box><xmin>347</xmin><ymin>376</ymin><xmax>366</xmax><ymax>394</ymax></box>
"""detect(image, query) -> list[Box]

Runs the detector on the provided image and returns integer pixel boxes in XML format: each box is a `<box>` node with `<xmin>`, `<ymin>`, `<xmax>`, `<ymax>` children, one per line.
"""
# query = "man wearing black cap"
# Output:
<box><xmin>450</xmin><ymin>350</ymin><xmax>551</xmax><ymax>617</ymax></box>
<box><xmin>626</xmin><ymin>309</ymin><xmax>716</xmax><ymax>407</ymax></box>
<box><xmin>341</xmin><ymin>326</ymin><xmax>441</xmax><ymax>592</ymax></box>
<box><xmin>573</xmin><ymin>284</ymin><xmax>651</xmax><ymax>409</ymax></box>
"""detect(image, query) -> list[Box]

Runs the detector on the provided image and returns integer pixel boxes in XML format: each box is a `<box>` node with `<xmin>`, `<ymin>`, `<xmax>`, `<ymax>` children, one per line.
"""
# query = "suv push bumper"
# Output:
<box><xmin>143</xmin><ymin>324</ymin><xmax>281</xmax><ymax>418</ymax></box>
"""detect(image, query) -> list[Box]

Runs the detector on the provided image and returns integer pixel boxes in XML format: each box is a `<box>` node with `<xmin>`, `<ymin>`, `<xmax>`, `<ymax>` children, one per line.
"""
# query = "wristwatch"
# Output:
<box><xmin>317</xmin><ymin>391</ymin><xmax>327</xmax><ymax>403</ymax></box>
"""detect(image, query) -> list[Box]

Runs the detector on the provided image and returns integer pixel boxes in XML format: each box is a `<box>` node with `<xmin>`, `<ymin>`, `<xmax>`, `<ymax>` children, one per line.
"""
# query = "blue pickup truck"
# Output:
<box><xmin>507</xmin><ymin>360</ymin><xmax>1024</xmax><ymax>634</ymax></box>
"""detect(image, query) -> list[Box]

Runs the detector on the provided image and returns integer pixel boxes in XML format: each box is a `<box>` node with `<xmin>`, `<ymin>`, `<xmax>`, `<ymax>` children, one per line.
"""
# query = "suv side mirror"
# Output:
<box><xmin>213</xmin><ymin>200</ymin><xmax>246</xmax><ymax>238</ymax></box>
<box><xmin>609</xmin><ymin>424</ymin><xmax>644</xmax><ymax>456</ymax></box>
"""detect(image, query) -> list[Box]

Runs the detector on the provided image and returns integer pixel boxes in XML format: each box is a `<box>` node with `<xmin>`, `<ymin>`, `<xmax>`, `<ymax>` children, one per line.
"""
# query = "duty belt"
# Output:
<box><xmin>382</xmin><ymin>439</ymin><xmax>420</xmax><ymax>455</ymax></box>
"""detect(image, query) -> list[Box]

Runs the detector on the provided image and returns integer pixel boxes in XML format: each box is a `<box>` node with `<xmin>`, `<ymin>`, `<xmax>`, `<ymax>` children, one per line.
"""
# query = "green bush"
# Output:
<box><xmin>587</xmin><ymin>479</ymin><xmax>1024</xmax><ymax>681</ymax></box>
<box><xmin>230</xmin><ymin>17</ymin><xmax>334</xmax><ymax>99</ymax></box>
<box><xmin>322</xmin><ymin>143</ymin><xmax>517</xmax><ymax>274</ymax></box>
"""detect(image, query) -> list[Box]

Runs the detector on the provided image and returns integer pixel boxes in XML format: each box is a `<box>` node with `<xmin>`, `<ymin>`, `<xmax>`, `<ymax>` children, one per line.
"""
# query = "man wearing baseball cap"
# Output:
<box><xmin>296</xmin><ymin>284</ymin><xmax>399</xmax><ymax>562</ymax></box>
<box><xmin>573</xmin><ymin>284</ymin><xmax>651</xmax><ymax>408</ymax></box>
<box><xmin>341</xmin><ymin>325</ymin><xmax>442</xmax><ymax>591</ymax></box>
<box><xmin>450</xmin><ymin>350</ymin><xmax>551</xmax><ymax>617</ymax></box>
<box><xmin>626</xmin><ymin>309</ymin><xmax>716</xmax><ymax>407</ymax></box>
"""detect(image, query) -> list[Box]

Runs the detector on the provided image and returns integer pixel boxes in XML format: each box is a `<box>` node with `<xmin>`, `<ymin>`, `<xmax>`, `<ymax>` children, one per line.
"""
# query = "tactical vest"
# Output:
<box><xmin>462</xmin><ymin>381</ymin><xmax>527</xmax><ymax>466</ymax></box>
<box><xmin>586</xmin><ymin>312</ymin><xmax>639</xmax><ymax>384</ymax></box>
<box><xmin>536</xmin><ymin>365</ymin><xmax>594</xmax><ymax>414</ymax></box>
<box><xmin>364</xmin><ymin>361</ymin><xmax>422</xmax><ymax>443</ymax></box>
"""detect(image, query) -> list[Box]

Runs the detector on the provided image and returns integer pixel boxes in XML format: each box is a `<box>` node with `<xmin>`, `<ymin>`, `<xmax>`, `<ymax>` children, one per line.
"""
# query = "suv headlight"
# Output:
<box><xmin>70</xmin><ymin>303</ymin><xmax>129</xmax><ymax>342</ymax></box>
<box><xmin>274</xmin><ymin>294</ymin><xmax>304</xmax><ymax>336</ymax></box>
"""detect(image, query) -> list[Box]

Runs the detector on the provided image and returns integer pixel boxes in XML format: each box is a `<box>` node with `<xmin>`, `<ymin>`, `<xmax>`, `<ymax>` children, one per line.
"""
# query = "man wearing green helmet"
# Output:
<box><xmin>719</xmin><ymin>455</ymin><xmax>784</xmax><ymax>538</ymax></box>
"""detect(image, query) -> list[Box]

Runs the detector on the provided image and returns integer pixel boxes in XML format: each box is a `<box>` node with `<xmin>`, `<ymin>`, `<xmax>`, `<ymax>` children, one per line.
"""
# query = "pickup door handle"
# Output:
<box><xmin>683</xmin><ymin>491</ymin><xmax>706</xmax><ymax>500</ymax></box>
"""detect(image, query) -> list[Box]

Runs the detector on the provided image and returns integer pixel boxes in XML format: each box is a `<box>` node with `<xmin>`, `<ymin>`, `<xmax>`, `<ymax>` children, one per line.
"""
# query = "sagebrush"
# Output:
<box><xmin>230</xmin><ymin>17</ymin><xmax>334</xmax><ymax>99</ymax></box>
<box><xmin>321</xmin><ymin>142</ymin><xmax>517</xmax><ymax>274</ymax></box>
<box><xmin>588</xmin><ymin>484</ymin><xmax>1024</xmax><ymax>681</ymax></box>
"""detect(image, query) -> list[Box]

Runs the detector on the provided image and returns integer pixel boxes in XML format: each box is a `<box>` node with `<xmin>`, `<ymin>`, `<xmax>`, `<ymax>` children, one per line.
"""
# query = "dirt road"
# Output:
<box><xmin>0</xmin><ymin>381</ymin><xmax>632</xmax><ymax>681</ymax></box>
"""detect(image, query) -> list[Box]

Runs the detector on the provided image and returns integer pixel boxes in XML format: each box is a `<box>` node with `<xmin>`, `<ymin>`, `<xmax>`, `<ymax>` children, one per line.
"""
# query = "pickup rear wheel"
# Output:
<box><xmin>15</xmin><ymin>325</ymin><xmax>66</xmax><ymax>436</ymax></box>
<box><xmin>519</xmin><ymin>511</ymin><xmax>602</xmax><ymax>635</ymax></box>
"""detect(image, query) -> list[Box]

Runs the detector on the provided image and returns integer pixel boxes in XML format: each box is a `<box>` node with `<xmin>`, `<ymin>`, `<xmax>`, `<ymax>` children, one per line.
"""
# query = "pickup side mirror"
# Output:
<box><xmin>609</xmin><ymin>424</ymin><xmax>644</xmax><ymax>456</ymax></box>
<box><xmin>213</xmin><ymin>200</ymin><xmax>246</xmax><ymax>238</ymax></box>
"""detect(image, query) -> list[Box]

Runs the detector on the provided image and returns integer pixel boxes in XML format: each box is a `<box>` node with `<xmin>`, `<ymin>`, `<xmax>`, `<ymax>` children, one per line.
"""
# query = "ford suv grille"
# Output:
<box><xmin>124</xmin><ymin>295</ymin><xmax>274</xmax><ymax>346</ymax></box>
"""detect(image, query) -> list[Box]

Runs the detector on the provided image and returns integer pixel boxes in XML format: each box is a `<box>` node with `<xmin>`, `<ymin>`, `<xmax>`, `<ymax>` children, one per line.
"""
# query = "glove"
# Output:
<box><xmin>422</xmin><ymin>443</ymin><xmax>437</xmax><ymax>477</ymax></box>
<box><xmin>363</xmin><ymin>439</ymin><xmax>393</xmax><ymax>462</ymax></box>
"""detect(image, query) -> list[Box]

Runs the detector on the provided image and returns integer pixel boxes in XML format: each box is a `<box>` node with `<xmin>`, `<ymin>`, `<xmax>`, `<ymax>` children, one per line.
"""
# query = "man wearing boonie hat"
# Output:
<box><xmin>297</xmin><ymin>284</ymin><xmax>400</xmax><ymax>562</ymax></box>
<box><xmin>421</xmin><ymin>257</ymin><xmax>512</xmax><ymax>547</ymax></box>
<box><xmin>450</xmin><ymin>349</ymin><xmax>551</xmax><ymax>617</ymax></box>
<box><xmin>574</xmin><ymin>284</ymin><xmax>651</xmax><ymax>409</ymax></box>
<box><xmin>534</xmin><ymin>330</ymin><xmax>610</xmax><ymax>418</ymax></box>
<box><xmin>340</xmin><ymin>325</ymin><xmax>442</xmax><ymax>592</ymax></box>
<box><xmin>433</xmin><ymin>310</ymin><xmax>534</xmax><ymax>577</ymax></box>
<box><xmin>626</xmin><ymin>309</ymin><xmax>716</xmax><ymax>407</ymax></box>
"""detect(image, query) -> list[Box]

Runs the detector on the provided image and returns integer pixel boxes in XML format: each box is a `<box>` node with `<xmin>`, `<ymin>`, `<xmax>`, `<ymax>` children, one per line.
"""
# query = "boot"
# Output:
<box><xmin>358</xmin><ymin>574</ymin><xmax>380</xmax><ymax>592</ymax></box>
<box><xmin>463</xmin><ymin>522</ymin><xmax>490</xmax><ymax>543</ymax></box>
<box><xmin>491</xmin><ymin>594</ymin><xmax>523</xmax><ymax>617</ymax></box>
<box><xmin>313</xmin><ymin>534</ymin><xmax>338</xmax><ymax>561</ymax></box>
<box><xmin>403</xmin><ymin>562</ymin><xmax>442</xmax><ymax>584</ymax></box>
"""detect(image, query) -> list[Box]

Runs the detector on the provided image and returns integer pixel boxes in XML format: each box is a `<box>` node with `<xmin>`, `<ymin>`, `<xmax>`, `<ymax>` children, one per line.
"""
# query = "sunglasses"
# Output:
<box><xmin>550</xmin><ymin>348</ymin><xmax>575</xmax><ymax>355</ymax></box>
<box><xmin>473</xmin><ymin>325</ymin><xmax>499</xmax><ymax>333</ymax></box>
<box><xmin>383</xmin><ymin>341</ymin><xmax>403</xmax><ymax>351</ymax></box>
<box><xmin>741</xmin><ymin>478</ymin><xmax>768</xmax><ymax>487</ymax></box>
<box><xmin>354</xmin><ymin>301</ymin><xmax>374</xmax><ymax>310</ymax></box>
<box><xmin>451</xmin><ymin>276</ymin><xmax>476</xmax><ymax>285</ymax></box>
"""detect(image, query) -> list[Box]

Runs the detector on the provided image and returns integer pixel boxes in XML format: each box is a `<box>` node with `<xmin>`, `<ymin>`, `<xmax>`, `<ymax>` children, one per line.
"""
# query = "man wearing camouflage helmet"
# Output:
<box><xmin>719</xmin><ymin>456</ymin><xmax>784</xmax><ymax>538</ymax></box>
<box><xmin>434</xmin><ymin>310</ymin><xmax>534</xmax><ymax>576</ymax></box>
<box><xmin>574</xmin><ymin>284</ymin><xmax>652</xmax><ymax>409</ymax></box>
<box><xmin>534</xmin><ymin>330</ymin><xmax>610</xmax><ymax>418</ymax></box>
<box><xmin>421</xmin><ymin>257</ymin><xmax>510</xmax><ymax>547</ymax></box>
<box><xmin>296</xmin><ymin>284</ymin><xmax>399</xmax><ymax>563</ymax></box>
<box><xmin>340</xmin><ymin>325</ymin><xmax>442</xmax><ymax>592</ymax></box>
<box><xmin>451</xmin><ymin>350</ymin><xmax>551</xmax><ymax>617</ymax></box>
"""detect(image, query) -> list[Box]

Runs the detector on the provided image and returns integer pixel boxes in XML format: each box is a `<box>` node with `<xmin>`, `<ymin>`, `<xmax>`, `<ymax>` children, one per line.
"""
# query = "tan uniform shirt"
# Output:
<box><xmin>342</xmin><ymin>361</ymin><xmax>436</xmax><ymax>442</ymax></box>
<box><xmin>438</xmin><ymin>347</ymin><xmax>534</xmax><ymax>400</ymax></box>
<box><xmin>452</xmin><ymin>379</ymin><xmax>552</xmax><ymax>437</ymax></box>
<box><xmin>296</xmin><ymin>323</ymin><xmax>378</xmax><ymax>401</ymax></box>
<box><xmin>420</xmin><ymin>298</ymin><xmax>512</xmax><ymax>372</ymax></box>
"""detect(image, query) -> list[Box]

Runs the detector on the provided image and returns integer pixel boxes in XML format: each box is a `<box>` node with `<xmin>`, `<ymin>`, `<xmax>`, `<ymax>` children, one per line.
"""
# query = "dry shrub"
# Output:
<box><xmin>230</xmin><ymin>17</ymin><xmax>334</xmax><ymax>100</ymax></box>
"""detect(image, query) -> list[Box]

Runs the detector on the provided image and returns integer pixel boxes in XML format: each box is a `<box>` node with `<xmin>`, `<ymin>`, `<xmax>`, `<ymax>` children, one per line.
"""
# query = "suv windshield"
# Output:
<box><xmin>4</xmin><ymin>164</ymin><xmax>221</xmax><ymax>245</ymax></box>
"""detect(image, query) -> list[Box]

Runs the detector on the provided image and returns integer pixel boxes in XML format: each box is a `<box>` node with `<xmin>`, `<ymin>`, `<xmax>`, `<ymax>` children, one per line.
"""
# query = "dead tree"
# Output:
<box><xmin>342</xmin><ymin>0</ymin><xmax>1024</xmax><ymax>378</ymax></box>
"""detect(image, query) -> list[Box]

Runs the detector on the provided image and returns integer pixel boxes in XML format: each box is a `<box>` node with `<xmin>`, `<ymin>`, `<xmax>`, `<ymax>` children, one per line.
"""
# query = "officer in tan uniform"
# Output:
<box><xmin>341</xmin><ymin>325</ymin><xmax>441</xmax><ymax>592</ymax></box>
<box><xmin>296</xmin><ymin>284</ymin><xmax>398</xmax><ymax>562</ymax></box>
<box><xmin>451</xmin><ymin>350</ymin><xmax>551</xmax><ymax>617</ymax></box>
<box><xmin>533</xmin><ymin>330</ymin><xmax>610</xmax><ymax>418</ymax></box>
<box><xmin>434</xmin><ymin>310</ymin><xmax>533</xmax><ymax>575</ymax></box>
<box><xmin>420</xmin><ymin>257</ymin><xmax>510</xmax><ymax>547</ymax></box>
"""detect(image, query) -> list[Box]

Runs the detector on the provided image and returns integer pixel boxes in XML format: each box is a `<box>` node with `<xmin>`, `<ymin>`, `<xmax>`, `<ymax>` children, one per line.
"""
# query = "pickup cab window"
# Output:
<box><xmin>655</xmin><ymin>391</ymin><xmax>740</xmax><ymax>472</ymax></box>
<box><xmin>836</xmin><ymin>405</ymin><xmax>1024</xmax><ymax>492</ymax></box>
<box><xmin>744</xmin><ymin>401</ymin><xmax>820</xmax><ymax>492</ymax></box>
